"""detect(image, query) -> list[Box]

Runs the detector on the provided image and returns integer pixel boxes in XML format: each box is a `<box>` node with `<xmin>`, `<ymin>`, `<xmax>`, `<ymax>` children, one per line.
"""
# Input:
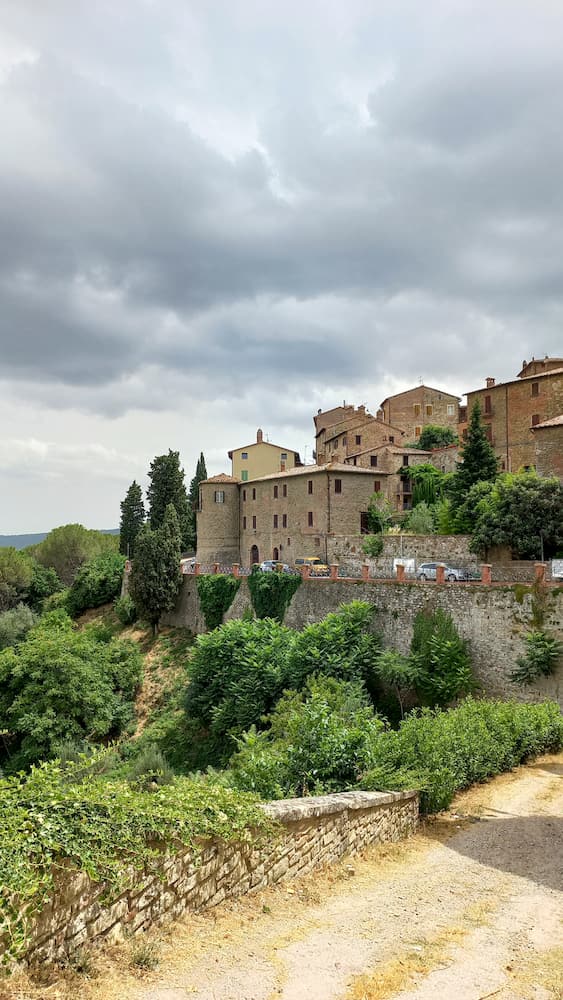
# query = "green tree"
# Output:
<box><xmin>35</xmin><ymin>524</ymin><xmax>118</xmax><ymax>586</ymax></box>
<box><xmin>374</xmin><ymin>649</ymin><xmax>419</xmax><ymax>719</ymax></box>
<box><xmin>455</xmin><ymin>402</ymin><xmax>498</xmax><ymax>494</ymax></box>
<box><xmin>406</xmin><ymin>464</ymin><xmax>446</xmax><ymax>507</ymax></box>
<box><xmin>0</xmin><ymin>548</ymin><xmax>33</xmax><ymax>611</ymax></box>
<box><xmin>186</xmin><ymin>452</ymin><xmax>207</xmax><ymax>553</ymax></box>
<box><xmin>367</xmin><ymin>493</ymin><xmax>395</xmax><ymax>534</ymax></box>
<box><xmin>119</xmin><ymin>480</ymin><xmax>146</xmax><ymax>557</ymax></box>
<box><xmin>65</xmin><ymin>551</ymin><xmax>127</xmax><ymax>617</ymax></box>
<box><xmin>410</xmin><ymin>608</ymin><xmax>475</xmax><ymax>707</ymax></box>
<box><xmin>405</xmin><ymin>502</ymin><xmax>435</xmax><ymax>534</ymax></box>
<box><xmin>147</xmin><ymin>451</ymin><xmax>190</xmax><ymax>550</ymax></box>
<box><xmin>129</xmin><ymin>505</ymin><xmax>182</xmax><ymax>634</ymax></box>
<box><xmin>470</xmin><ymin>472</ymin><xmax>563</xmax><ymax>560</ymax></box>
<box><xmin>26</xmin><ymin>562</ymin><xmax>62</xmax><ymax>612</ymax></box>
<box><xmin>0</xmin><ymin>604</ymin><xmax>38</xmax><ymax>651</ymax></box>
<box><xmin>415</xmin><ymin>425</ymin><xmax>458</xmax><ymax>450</ymax></box>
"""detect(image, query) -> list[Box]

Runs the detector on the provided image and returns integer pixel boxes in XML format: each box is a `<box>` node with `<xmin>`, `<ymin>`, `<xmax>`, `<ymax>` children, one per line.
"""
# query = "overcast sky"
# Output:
<box><xmin>1</xmin><ymin>0</ymin><xmax>562</xmax><ymax>532</ymax></box>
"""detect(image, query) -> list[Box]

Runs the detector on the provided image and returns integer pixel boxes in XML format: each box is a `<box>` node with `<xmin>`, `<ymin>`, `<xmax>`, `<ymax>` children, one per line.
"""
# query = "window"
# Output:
<box><xmin>334</xmin><ymin>478</ymin><xmax>342</xmax><ymax>493</ymax></box>
<box><xmin>459</xmin><ymin>406</ymin><xmax>467</xmax><ymax>421</ymax></box>
<box><xmin>308</xmin><ymin>511</ymin><xmax>314</xmax><ymax>527</ymax></box>
<box><xmin>389</xmin><ymin>435</ymin><xmax>394</xmax><ymax>443</ymax></box>
<box><xmin>333</xmin><ymin>439</ymin><xmax>339</xmax><ymax>449</ymax></box>
<box><xmin>241</xmin><ymin>470</ymin><xmax>248</xmax><ymax>481</ymax></box>
<box><xmin>282</xmin><ymin>513</ymin><xmax>287</xmax><ymax>528</ymax></box>
<box><xmin>413</xmin><ymin>403</ymin><xmax>421</xmax><ymax>417</ymax></box>
<box><xmin>314</xmin><ymin>537</ymin><xmax>320</xmax><ymax>547</ymax></box>
<box><xmin>531</xmin><ymin>413</ymin><xmax>540</xmax><ymax>426</ymax></box>
<box><xmin>243</xmin><ymin>516</ymin><xmax>247</xmax><ymax>529</ymax></box>
<box><xmin>484</xmin><ymin>395</ymin><xmax>492</xmax><ymax>414</ymax></box>
<box><xmin>241</xmin><ymin>452</ymin><xmax>248</xmax><ymax>460</ymax></box>
<box><xmin>373</xmin><ymin>480</ymin><xmax>381</xmax><ymax>492</ymax></box>
<box><xmin>214</xmin><ymin>491</ymin><xmax>225</xmax><ymax>503</ymax></box>
<box><xmin>282</xmin><ymin>484</ymin><xmax>287</xmax><ymax>497</ymax></box>
<box><xmin>371</xmin><ymin>456</ymin><xmax>378</xmax><ymax>467</ymax></box>
<box><xmin>485</xmin><ymin>424</ymin><xmax>493</xmax><ymax>441</ymax></box>
<box><xmin>426</xmin><ymin>404</ymin><xmax>433</xmax><ymax>416</ymax></box>
<box><xmin>252</xmin><ymin>487</ymin><xmax>256</xmax><ymax>500</ymax></box>
<box><xmin>360</xmin><ymin>512</ymin><xmax>369</xmax><ymax>534</ymax></box>
<box><xmin>447</xmin><ymin>404</ymin><xmax>455</xmax><ymax>416</ymax></box>
<box><xmin>355</xmin><ymin>435</ymin><xmax>361</xmax><ymax>445</ymax></box>
<box><xmin>353</xmin><ymin>457</ymin><xmax>357</xmax><ymax>465</ymax></box>
<box><xmin>252</xmin><ymin>515</ymin><xmax>257</xmax><ymax>529</ymax></box>
<box><xmin>402</xmin><ymin>455</ymin><xmax>409</xmax><ymax>466</ymax></box>
<box><xmin>273</xmin><ymin>514</ymin><xmax>278</xmax><ymax>528</ymax></box>
<box><xmin>415</xmin><ymin>426</ymin><xmax>422</xmax><ymax>437</ymax></box>
<box><xmin>281</xmin><ymin>452</ymin><xmax>287</xmax><ymax>461</ymax></box>
<box><xmin>274</xmin><ymin>485</ymin><xmax>278</xmax><ymax>499</ymax></box>
<box><xmin>308</xmin><ymin>480</ymin><xmax>313</xmax><ymax>494</ymax></box>
<box><xmin>342</xmin><ymin>436</ymin><xmax>347</xmax><ymax>445</ymax></box>
<box><xmin>531</xmin><ymin>382</ymin><xmax>539</xmax><ymax>397</ymax></box>
<box><xmin>287</xmin><ymin>537</ymin><xmax>290</xmax><ymax>545</ymax></box>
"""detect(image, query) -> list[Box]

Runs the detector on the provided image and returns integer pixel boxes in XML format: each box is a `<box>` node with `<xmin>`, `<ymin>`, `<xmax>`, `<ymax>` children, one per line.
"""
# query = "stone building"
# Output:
<box><xmin>228</xmin><ymin>428</ymin><xmax>302</xmax><ymax>482</ymax></box>
<box><xmin>531</xmin><ymin>415</ymin><xmax>563</xmax><ymax>481</ymax></box>
<box><xmin>379</xmin><ymin>385</ymin><xmax>460</xmax><ymax>441</ymax></box>
<box><xmin>460</xmin><ymin>359</ymin><xmax>563</xmax><ymax>472</ymax></box>
<box><xmin>197</xmin><ymin>463</ymin><xmax>386</xmax><ymax>567</ymax></box>
<box><xmin>345</xmin><ymin>444</ymin><xmax>434</xmax><ymax>511</ymax></box>
<box><xmin>316</xmin><ymin>412</ymin><xmax>406</xmax><ymax>465</ymax></box>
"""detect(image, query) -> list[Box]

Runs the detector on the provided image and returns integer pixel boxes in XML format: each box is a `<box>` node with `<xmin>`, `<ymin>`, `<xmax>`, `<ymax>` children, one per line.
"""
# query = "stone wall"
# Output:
<box><xmin>18</xmin><ymin>790</ymin><xmax>418</xmax><ymax>968</ymax></box>
<box><xmin>327</xmin><ymin>533</ymin><xmax>479</xmax><ymax>576</ymax></box>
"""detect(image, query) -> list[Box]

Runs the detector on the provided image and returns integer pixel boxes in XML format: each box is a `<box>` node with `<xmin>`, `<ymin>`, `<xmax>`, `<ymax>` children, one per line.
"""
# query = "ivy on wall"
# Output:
<box><xmin>247</xmin><ymin>569</ymin><xmax>301</xmax><ymax>623</ymax></box>
<box><xmin>196</xmin><ymin>574</ymin><xmax>241</xmax><ymax>631</ymax></box>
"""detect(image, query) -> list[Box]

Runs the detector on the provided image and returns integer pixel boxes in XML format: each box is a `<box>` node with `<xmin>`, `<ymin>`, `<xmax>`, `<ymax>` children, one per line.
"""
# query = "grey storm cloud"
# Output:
<box><xmin>1</xmin><ymin>0</ymin><xmax>563</xmax><ymax>419</ymax></box>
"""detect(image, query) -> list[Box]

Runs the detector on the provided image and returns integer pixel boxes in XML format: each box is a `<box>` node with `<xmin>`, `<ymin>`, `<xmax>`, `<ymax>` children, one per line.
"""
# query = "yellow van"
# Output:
<box><xmin>294</xmin><ymin>556</ymin><xmax>330</xmax><ymax>576</ymax></box>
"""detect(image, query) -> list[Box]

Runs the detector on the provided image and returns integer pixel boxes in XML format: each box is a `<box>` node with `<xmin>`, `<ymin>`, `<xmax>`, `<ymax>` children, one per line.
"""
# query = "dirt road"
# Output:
<box><xmin>7</xmin><ymin>755</ymin><xmax>563</xmax><ymax>1000</ymax></box>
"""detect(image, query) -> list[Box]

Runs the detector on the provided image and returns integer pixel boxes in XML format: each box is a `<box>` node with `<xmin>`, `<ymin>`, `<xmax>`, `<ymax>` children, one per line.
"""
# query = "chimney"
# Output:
<box><xmin>486</xmin><ymin>377</ymin><xmax>495</xmax><ymax>388</ymax></box>
<box><xmin>256</xmin><ymin>428</ymin><xmax>263</xmax><ymax>443</ymax></box>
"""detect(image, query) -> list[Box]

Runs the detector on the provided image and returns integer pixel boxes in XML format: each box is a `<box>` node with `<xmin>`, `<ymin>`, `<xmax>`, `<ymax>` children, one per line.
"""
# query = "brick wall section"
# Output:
<box><xmin>15</xmin><ymin>790</ymin><xmax>418</xmax><ymax>968</ymax></box>
<box><xmin>381</xmin><ymin>385</ymin><xmax>460</xmax><ymax>442</ymax></box>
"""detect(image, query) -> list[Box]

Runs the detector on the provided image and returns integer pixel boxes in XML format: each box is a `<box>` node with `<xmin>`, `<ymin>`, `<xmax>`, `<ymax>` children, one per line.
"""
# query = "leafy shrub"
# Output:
<box><xmin>511</xmin><ymin>631</ymin><xmax>562</xmax><ymax>685</ymax></box>
<box><xmin>410</xmin><ymin>607</ymin><xmax>475</xmax><ymax>707</ymax></box>
<box><xmin>405</xmin><ymin>502</ymin><xmax>436</xmax><ymax>535</ymax></box>
<box><xmin>374</xmin><ymin>649</ymin><xmax>419</xmax><ymax>719</ymax></box>
<box><xmin>184</xmin><ymin>617</ymin><xmax>293</xmax><ymax>765</ymax></box>
<box><xmin>0</xmin><ymin>548</ymin><xmax>33</xmax><ymax>611</ymax></box>
<box><xmin>361</xmin><ymin>534</ymin><xmax>384</xmax><ymax>558</ymax></box>
<box><xmin>128</xmin><ymin>745</ymin><xmax>175</xmax><ymax>789</ymax></box>
<box><xmin>114</xmin><ymin>594</ymin><xmax>138</xmax><ymax>626</ymax></box>
<box><xmin>230</xmin><ymin>676</ymin><xmax>385</xmax><ymax>799</ymax></box>
<box><xmin>0</xmin><ymin>604</ymin><xmax>38</xmax><ymax>651</ymax></box>
<box><xmin>247</xmin><ymin>568</ymin><xmax>301</xmax><ymax>623</ymax></box>
<box><xmin>26</xmin><ymin>562</ymin><xmax>62</xmax><ymax>612</ymax></box>
<box><xmin>66</xmin><ymin>552</ymin><xmax>126</xmax><ymax>617</ymax></box>
<box><xmin>286</xmin><ymin>601</ymin><xmax>382</xmax><ymax>692</ymax></box>
<box><xmin>42</xmin><ymin>588</ymin><xmax>71</xmax><ymax>612</ymax></box>
<box><xmin>197</xmin><ymin>573</ymin><xmax>241</xmax><ymax>630</ymax></box>
<box><xmin>362</xmin><ymin>698</ymin><xmax>563</xmax><ymax>812</ymax></box>
<box><xmin>0</xmin><ymin>610</ymin><xmax>143</xmax><ymax>770</ymax></box>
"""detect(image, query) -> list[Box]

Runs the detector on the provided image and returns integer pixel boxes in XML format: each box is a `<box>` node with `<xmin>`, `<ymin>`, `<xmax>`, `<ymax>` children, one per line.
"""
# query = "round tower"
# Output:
<box><xmin>196</xmin><ymin>474</ymin><xmax>240</xmax><ymax>566</ymax></box>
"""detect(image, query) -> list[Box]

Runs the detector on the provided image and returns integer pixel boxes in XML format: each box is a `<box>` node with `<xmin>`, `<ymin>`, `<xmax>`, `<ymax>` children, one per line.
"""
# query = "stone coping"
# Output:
<box><xmin>260</xmin><ymin>788</ymin><xmax>418</xmax><ymax>822</ymax></box>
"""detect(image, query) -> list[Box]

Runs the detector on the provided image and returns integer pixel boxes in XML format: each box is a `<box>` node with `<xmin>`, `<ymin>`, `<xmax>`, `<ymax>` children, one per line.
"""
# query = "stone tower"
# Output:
<box><xmin>196</xmin><ymin>474</ymin><xmax>240</xmax><ymax>566</ymax></box>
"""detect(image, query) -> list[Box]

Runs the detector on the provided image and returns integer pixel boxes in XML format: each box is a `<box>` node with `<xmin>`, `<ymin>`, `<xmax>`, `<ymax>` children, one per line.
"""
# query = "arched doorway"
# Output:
<box><xmin>250</xmin><ymin>544</ymin><xmax>259</xmax><ymax>564</ymax></box>
<box><xmin>273</xmin><ymin>547</ymin><xmax>279</xmax><ymax>560</ymax></box>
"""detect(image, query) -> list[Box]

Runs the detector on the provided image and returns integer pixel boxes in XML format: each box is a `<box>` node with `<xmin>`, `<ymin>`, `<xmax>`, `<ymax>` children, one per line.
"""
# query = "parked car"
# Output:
<box><xmin>416</xmin><ymin>561</ymin><xmax>469</xmax><ymax>582</ymax></box>
<box><xmin>294</xmin><ymin>556</ymin><xmax>330</xmax><ymax>576</ymax></box>
<box><xmin>259</xmin><ymin>560</ymin><xmax>293</xmax><ymax>573</ymax></box>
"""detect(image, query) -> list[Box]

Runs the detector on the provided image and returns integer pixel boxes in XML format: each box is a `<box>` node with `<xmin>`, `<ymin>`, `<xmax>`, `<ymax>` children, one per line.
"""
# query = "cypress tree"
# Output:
<box><xmin>186</xmin><ymin>452</ymin><xmax>207</xmax><ymax>553</ymax></box>
<box><xmin>456</xmin><ymin>401</ymin><xmax>498</xmax><ymax>491</ymax></box>
<box><xmin>146</xmin><ymin>450</ymin><xmax>190</xmax><ymax>550</ymax></box>
<box><xmin>119</xmin><ymin>481</ymin><xmax>146</xmax><ymax>557</ymax></box>
<box><xmin>129</xmin><ymin>505</ymin><xmax>182</xmax><ymax>635</ymax></box>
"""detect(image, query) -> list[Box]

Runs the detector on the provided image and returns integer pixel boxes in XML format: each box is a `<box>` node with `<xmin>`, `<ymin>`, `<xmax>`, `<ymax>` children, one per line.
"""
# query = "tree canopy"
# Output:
<box><xmin>119</xmin><ymin>480</ymin><xmax>145</xmax><ymax>558</ymax></box>
<box><xmin>35</xmin><ymin>524</ymin><xmax>118</xmax><ymax>586</ymax></box>
<box><xmin>0</xmin><ymin>548</ymin><xmax>33</xmax><ymax>611</ymax></box>
<box><xmin>129</xmin><ymin>504</ymin><xmax>182</xmax><ymax>633</ymax></box>
<box><xmin>147</xmin><ymin>450</ymin><xmax>190</xmax><ymax>550</ymax></box>
<box><xmin>414</xmin><ymin>425</ymin><xmax>458</xmax><ymax>450</ymax></box>
<box><xmin>469</xmin><ymin>472</ymin><xmax>563</xmax><ymax>559</ymax></box>
<box><xmin>455</xmin><ymin>401</ymin><xmax>498</xmax><ymax>493</ymax></box>
<box><xmin>186</xmin><ymin>452</ymin><xmax>207</xmax><ymax>553</ymax></box>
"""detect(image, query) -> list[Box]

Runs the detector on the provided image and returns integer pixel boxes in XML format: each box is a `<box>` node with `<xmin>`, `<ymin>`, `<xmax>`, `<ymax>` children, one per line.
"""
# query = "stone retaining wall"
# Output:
<box><xmin>20</xmin><ymin>790</ymin><xmax>418</xmax><ymax>967</ymax></box>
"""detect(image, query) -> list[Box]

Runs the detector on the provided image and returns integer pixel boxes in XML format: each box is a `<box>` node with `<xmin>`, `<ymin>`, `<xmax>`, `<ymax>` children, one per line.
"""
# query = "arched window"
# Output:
<box><xmin>273</xmin><ymin>547</ymin><xmax>279</xmax><ymax>560</ymax></box>
<box><xmin>250</xmin><ymin>544</ymin><xmax>259</xmax><ymax>564</ymax></box>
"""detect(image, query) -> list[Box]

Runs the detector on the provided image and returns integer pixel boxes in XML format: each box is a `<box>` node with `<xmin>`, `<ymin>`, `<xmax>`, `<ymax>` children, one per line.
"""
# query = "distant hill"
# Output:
<box><xmin>0</xmin><ymin>529</ymin><xmax>120</xmax><ymax>550</ymax></box>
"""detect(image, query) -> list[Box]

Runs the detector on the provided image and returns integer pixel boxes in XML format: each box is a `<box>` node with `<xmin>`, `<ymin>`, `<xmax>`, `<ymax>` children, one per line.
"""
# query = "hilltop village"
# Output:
<box><xmin>196</xmin><ymin>356</ymin><xmax>563</xmax><ymax>567</ymax></box>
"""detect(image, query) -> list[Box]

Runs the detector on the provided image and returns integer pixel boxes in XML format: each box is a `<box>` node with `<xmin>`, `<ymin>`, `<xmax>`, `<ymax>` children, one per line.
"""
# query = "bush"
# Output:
<box><xmin>286</xmin><ymin>601</ymin><xmax>382</xmax><ymax>693</ymax></box>
<box><xmin>128</xmin><ymin>745</ymin><xmax>175</xmax><ymax>789</ymax></box>
<box><xmin>114</xmin><ymin>594</ymin><xmax>138</xmax><ymax>626</ymax></box>
<box><xmin>230</xmin><ymin>676</ymin><xmax>385</xmax><ymax>799</ymax></box>
<box><xmin>510</xmin><ymin>631</ymin><xmax>562</xmax><ymax>685</ymax></box>
<box><xmin>361</xmin><ymin>534</ymin><xmax>384</xmax><ymax>558</ymax></box>
<box><xmin>0</xmin><ymin>604</ymin><xmax>38</xmax><ymax>651</ymax></box>
<box><xmin>66</xmin><ymin>552</ymin><xmax>126</xmax><ymax>617</ymax></box>
<box><xmin>184</xmin><ymin>617</ymin><xmax>293</xmax><ymax>765</ymax></box>
<box><xmin>411</xmin><ymin>607</ymin><xmax>475</xmax><ymax>707</ymax></box>
<box><xmin>247</xmin><ymin>568</ymin><xmax>301</xmax><ymax>623</ymax></box>
<box><xmin>197</xmin><ymin>573</ymin><xmax>241</xmax><ymax>630</ymax></box>
<box><xmin>26</xmin><ymin>562</ymin><xmax>62</xmax><ymax>612</ymax></box>
<box><xmin>0</xmin><ymin>610</ymin><xmax>143</xmax><ymax>770</ymax></box>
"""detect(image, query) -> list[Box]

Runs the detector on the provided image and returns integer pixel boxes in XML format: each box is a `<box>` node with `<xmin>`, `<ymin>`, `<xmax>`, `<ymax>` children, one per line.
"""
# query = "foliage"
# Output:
<box><xmin>147</xmin><ymin>450</ymin><xmax>191</xmax><ymax>550</ymax></box>
<box><xmin>42</xmin><ymin>588</ymin><xmax>71</xmax><ymax>612</ymax></box>
<box><xmin>366</xmin><ymin>493</ymin><xmax>395</xmax><ymax>534</ymax></box>
<box><xmin>0</xmin><ymin>611</ymin><xmax>143</xmax><ymax>770</ymax></box>
<box><xmin>469</xmin><ymin>472</ymin><xmax>563</xmax><ymax>559</ymax></box>
<box><xmin>65</xmin><ymin>551</ymin><xmax>126</xmax><ymax>617</ymax></box>
<box><xmin>26</xmin><ymin>562</ymin><xmax>62</xmax><ymax>612</ymax></box>
<box><xmin>414</xmin><ymin>425</ymin><xmax>457</xmax><ymax>451</ymax></box>
<box><xmin>361</xmin><ymin>534</ymin><xmax>384</xmax><ymax>558</ymax></box>
<box><xmin>410</xmin><ymin>607</ymin><xmax>475</xmax><ymax>707</ymax></box>
<box><xmin>434</xmin><ymin>497</ymin><xmax>456</xmax><ymax>534</ymax></box>
<box><xmin>186</xmin><ymin>452</ymin><xmax>208</xmax><ymax>553</ymax></box>
<box><xmin>0</xmin><ymin>604</ymin><xmax>38</xmax><ymax>651</ymax></box>
<box><xmin>35</xmin><ymin>524</ymin><xmax>119</xmax><ymax>586</ymax></box>
<box><xmin>456</xmin><ymin>401</ymin><xmax>498</xmax><ymax>490</ymax></box>
<box><xmin>374</xmin><ymin>649</ymin><xmax>419</xmax><ymax>718</ymax></box>
<box><xmin>405</xmin><ymin>502</ymin><xmax>435</xmax><ymax>535</ymax></box>
<box><xmin>119</xmin><ymin>480</ymin><xmax>146</xmax><ymax>558</ymax></box>
<box><xmin>247</xmin><ymin>568</ymin><xmax>301</xmax><ymax>623</ymax></box>
<box><xmin>286</xmin><ymin>601</ymin><xmax>382</xmax><ymax>693</ymax></box>
<box><xmin>184</xmin><ymin>617</ymin><xmax>293</xmax><ymax>765</ymax></box>
<box><xmin>405</xmin><ymin>464</ymin><xmax>446</xmax><ymax>507</ymax></box>
<box><xmin>114</xmin><ymin>594</ymin><xmax>138</xmax><ymax>626</ymax></box>
<box><xmin>229</xmin><ymin>676</ymin><xmax>386</xmax><ymax>799</ymax></box>
<box><xmin>0</xmin><ymin>751</ymin><xmax>272</xmax><ymax>962</ymax></box>
<box><xmin>129</xmin><ymin>505</ymin><xmax>182</xmax><ymax>634</ymax></box>
<box><xmin>510</xmin><ymin>631</ymin><xmax>562</xmax><ymax>685</ymax></box>
<box><xmin>197</xmin><ymin>573</ymin><xmax>241</xmax><ymax>630</ymax></box>
<box><xmin>361</xmin><ymin>697</ymin><xmax>563</xmax><ymax>812</ymax></box>
<box><xmin>0</xmin><ymin>547</ymin><xmax>33</xmax><ymax>611</ymax></box>
<box><xmin>128</xmin><ymin>745</ymin><xmax>175</xmax><ymax>789</ymax></box>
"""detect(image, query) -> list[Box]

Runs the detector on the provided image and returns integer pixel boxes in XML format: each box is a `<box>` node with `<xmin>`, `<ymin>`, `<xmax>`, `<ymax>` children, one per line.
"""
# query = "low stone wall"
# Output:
<box><xmin>328</xmin><ymin>533</ymin><xmax>478</xmax><ymax>577</ymax></box>
<box><xmin>19</xmin><ymin>790</ymin><xmax>418</xmax><ymax>967</ymax></box>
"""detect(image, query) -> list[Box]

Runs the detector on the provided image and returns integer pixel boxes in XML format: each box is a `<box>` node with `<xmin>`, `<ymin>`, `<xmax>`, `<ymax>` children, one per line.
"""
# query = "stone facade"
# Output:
<box><xmin>318</xmin><ymin>414</ymin><xmax>406</xmax><ymax>466</ymax></box>
<box><xmin>532</xmin><ymin>417</ymin><xmax>563</xmax><ymax>481</ymax></box>
<box><xmin>196</xmin><ymin>474</ymin><xmax>241</xmax><ymax>565</ymax></box>
<box><xmin>380</xmin><ymin>385</ymin><xmax>460</xmax><ymax>442</ymax></box>
<box><xmin>15</xmin><ymin>790</ymin><xmax>418</xmax><ymax>968</ymax></box>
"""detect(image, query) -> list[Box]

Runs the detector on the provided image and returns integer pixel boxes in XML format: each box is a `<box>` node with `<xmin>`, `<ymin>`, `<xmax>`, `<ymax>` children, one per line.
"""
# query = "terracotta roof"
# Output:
<box><xmin>250</xmin><ymin>462</ymin><xmax>381</xmax><ymax>482</ymax></box>
<box><xmin>531</xmin><ymin>414</ymin><xmax>563</xmax><ymax>430</ymax></box>
<box><xmin>380</xmin><ymin>384</ymin><xmax>461</xmax><ymax>406</ymax></box>
<box><xmin>465</xmin><ymin>368</ymin><xmax>563</xmax><ymax>395</ymax></box>
<box><xmin>202</xmin><ymin>473</ymin><xmax>240</xmax><ymax>484</ymax></box>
